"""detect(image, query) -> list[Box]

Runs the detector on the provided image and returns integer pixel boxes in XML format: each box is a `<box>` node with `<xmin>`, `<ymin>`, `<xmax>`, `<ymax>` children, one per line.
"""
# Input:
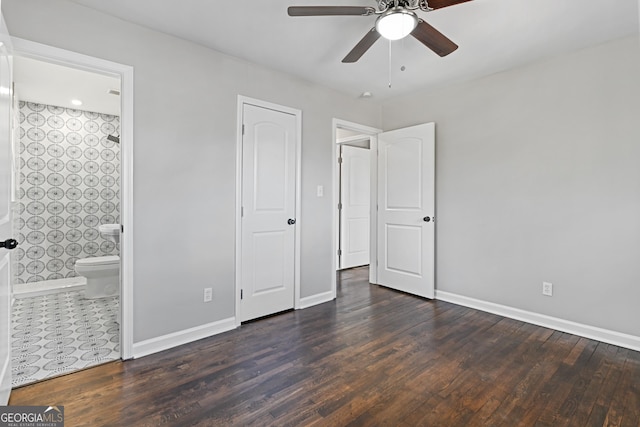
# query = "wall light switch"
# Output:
<box><xmin>317</xmin><ymin>185</ymin><xmax>324</xmax><ymax>197</ymax></box>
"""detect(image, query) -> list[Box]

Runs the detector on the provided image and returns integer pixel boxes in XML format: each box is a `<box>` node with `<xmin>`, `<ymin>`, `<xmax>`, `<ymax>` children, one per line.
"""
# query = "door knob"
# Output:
<box><xmin>423</xmin><ymin>216</ymin><xmax>431</xmax><ymax>222</ymax></box>
<box><xmin>0</xmin><ymin>238</ymin><xmax>18</xmax><ymax>250</ymax></box>
<box><xmin>288</xmin><ymin>218</ymin><xmax>296</xmax><ymax>225</ymax></box>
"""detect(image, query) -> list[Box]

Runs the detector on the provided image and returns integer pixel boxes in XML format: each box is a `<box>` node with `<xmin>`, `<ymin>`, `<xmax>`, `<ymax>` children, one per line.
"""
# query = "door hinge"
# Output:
<box><xmin>337</xmin><ymin>249</ymin><xmax>342</xmax><ymax>256</ymax></box>
<box><xmin>241</xmin><ymin>289</ymin><xmax>243</xmax><ymax>300</ymax></box>
<box><xmin>338</xmin><ymin>156</ymin><xmax>343</xmax><ymax>164</ymax></box>
<box><xmin>242</xmin><ymin>124</ymin><xmax>245</xmax><ymax>135</ymax></box>
<box><xmin>338</xmin><ymin>203</ymin><xmax>342</xmax><ymax>210</ymax></box>
<box><xmin>241</xmin><ymin>206</ymin><xmax>244</xmax><ymax>217</ymax></box>
<box><xmin>120</xmin><ymin>224</ymin><xmax>124</xmax><ymax>233</ymax></box>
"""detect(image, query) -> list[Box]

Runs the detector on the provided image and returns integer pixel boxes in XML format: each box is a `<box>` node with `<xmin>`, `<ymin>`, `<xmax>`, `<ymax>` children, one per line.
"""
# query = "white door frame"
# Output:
<box><xmin>0</xmin><ymin>11</ymin><xmax>13</xmax><ymax>404</ymax></box>
<box><xmin>235</xmin><ymin>96</ymin><xmax>302</xmax><ymax>326</ymax></box>
<box><xmin>331</xmin><ymin>119</ymin><xmax>381</xmax><ymax>298</ymax></box>
<box><xmin>11</xmin><ymin>38</ymin><xmax>135</xmax><ymax>359</ymax></box>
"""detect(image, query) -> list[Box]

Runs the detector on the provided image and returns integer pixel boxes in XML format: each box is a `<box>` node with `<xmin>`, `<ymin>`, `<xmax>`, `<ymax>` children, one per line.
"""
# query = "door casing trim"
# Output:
<box><xmin>331</xmin><ymin>119</ymin><xmax>381</xmax><ymax>298</ymax></box>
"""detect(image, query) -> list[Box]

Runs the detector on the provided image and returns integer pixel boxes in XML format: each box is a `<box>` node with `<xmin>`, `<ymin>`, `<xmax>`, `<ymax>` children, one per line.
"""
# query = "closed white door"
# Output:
<box><xmin>240</xmin><ymin>104</ymin><xmax>297</xmax><ymax>322</ymax></box>
<box><xmin>377</xmin><ymin>123</ymin><xmax>435</xmax><ymax>299</ymax></box>
<box><xmin>339</xmin><ymin>145</ymin><xmax>370</xmax><ymax>269</ymax></box>
<box><xmin>0</xmin><ymin>12</ymin><xmax>13</xmax><ymax>405</ymax></box>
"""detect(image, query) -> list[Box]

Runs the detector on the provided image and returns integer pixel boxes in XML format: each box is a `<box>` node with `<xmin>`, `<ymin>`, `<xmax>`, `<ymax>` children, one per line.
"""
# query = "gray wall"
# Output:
<box><xmin>381</xmin><ymin>36</ymin><xmax>640</xmax><ymax>337</ymax></box>
<box><xmin>2</xmin><ymin>0</ymin><xmax>381</xmax><ymax>342</ymax></box>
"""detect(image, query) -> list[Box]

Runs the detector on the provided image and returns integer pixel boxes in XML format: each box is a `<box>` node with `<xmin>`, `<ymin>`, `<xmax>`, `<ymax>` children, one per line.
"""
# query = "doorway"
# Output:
<box><xmin>9</xmin><ymin>55</ymin><xmax>123</xmax><ymax>387</ymax></box>
<box><xmin>331</xmin><ymin>119</ymin><xmax>436</xmax><ymax>301</ymax></box>
<box><xmin>331</xmin><ymin>119</ymin><xmax>381</xmax><ymax>298</ymax></box>
<box><xmin>337</xmin><ymin>131</ymin><xmax>371</xmax><ymax>270</ymax></box>
<box><xmin>3</xmin><ymin>38</ymin><xmax>134</xmax><ymax>395</ymax></box>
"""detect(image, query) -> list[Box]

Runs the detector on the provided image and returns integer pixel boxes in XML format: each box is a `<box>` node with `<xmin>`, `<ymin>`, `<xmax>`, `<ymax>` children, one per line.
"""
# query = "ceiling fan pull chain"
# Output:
<box><xmin>388</xmin><ymin>39</ymin><xmax>392</xmax><ymax>88</ymax></box>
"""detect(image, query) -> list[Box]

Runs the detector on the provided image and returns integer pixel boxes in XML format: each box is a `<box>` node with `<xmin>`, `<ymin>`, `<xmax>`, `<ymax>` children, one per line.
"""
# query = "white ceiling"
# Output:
<box><xmin>14</xmin><ymin>56</ymin><xmax>121</xmax><ymax>115</ymax></box>
<box><xmin>70</xmin><ymin>0</ymin><xmax>638</xmax><ymax>100</ymax></box>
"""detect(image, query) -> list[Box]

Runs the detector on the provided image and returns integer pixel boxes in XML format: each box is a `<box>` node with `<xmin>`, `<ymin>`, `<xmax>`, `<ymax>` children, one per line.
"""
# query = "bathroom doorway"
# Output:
<box><xmin>9</xmin><ymin>53</ymin><xmax>125</xmax><ymax>387</ymax></box>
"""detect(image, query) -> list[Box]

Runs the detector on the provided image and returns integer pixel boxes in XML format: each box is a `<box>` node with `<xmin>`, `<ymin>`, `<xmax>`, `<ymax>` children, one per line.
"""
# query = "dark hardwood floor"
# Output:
<box><xmin>9</xmin><ymin>267</ymin><xmax>640</xmax><ymax>426</ymax></box>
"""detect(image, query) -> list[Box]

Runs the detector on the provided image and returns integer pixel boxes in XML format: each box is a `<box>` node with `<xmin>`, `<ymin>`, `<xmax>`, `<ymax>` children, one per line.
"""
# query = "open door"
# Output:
<box><xmin>376</xmin><ymin>123</ymin><xmax>435</xmax><ymax>299</ymax></box>
<box><xmin>0</xmin><ymin>8</ymin><xmax>13</xmax><ymax>405</ymax></box>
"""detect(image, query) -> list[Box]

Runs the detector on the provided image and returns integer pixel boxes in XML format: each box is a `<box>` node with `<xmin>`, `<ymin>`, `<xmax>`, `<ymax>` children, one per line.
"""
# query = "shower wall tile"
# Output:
<box><xmin>14</xmin><ymin>101</ymin><xmax>120</xmax><ymax>284</ymax></box>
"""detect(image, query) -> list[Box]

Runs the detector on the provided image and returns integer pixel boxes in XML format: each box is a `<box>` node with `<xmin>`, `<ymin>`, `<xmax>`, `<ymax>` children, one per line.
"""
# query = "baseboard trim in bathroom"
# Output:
<box><xmin>132</xmin><ymin>317</ymin><xmax>237</xmax><ymax>359</ymax></box>
<box><xmin>13</xmin><ymin>277</ymin><xmax>87</xmax><ymax>299</ymax></box>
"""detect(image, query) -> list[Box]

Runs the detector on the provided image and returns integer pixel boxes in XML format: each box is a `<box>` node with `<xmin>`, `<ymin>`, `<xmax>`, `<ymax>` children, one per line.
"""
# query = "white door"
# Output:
<box><xmin>240</xmin><ymin>104</ymin><xmax>297</xmax><ymax>322</ymax></box>
<box><xmin>339</xmin><ymin>145</ymin><xmax>370</xmax><ymax>269</ymax></box>
<box><xmin>0</xmin><ymin>8</ymin><xmax>13</xmax><ymax>405</ymax></box>
<box><xmin>376</xmin><ymin>123</ymin><xmax>435</xmax><ymax>299</ymax></box>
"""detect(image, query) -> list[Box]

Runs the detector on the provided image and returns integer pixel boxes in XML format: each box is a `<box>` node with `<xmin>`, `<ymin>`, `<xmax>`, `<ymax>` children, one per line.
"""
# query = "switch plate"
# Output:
<box><xmin>317</xmin><ymin>185</ymin><xmax>324</xmax><ymax>197</ymax></box>
<box><xmin>542</xmin><ymin>282</ymin><xmax>553</xmax><ymax>297</ymax></box>
<box><xmin>204</xmin><ymin>288</ymin><xmax>213</xmax><ymax>302</ymax></box>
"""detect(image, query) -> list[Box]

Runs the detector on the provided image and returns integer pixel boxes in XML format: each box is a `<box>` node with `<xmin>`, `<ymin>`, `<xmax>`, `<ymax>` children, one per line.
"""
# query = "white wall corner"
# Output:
<box><xmin>298</xmin><ymin>291</ymin><xmax>335</xmax><ymax>310</ymax></box>
<box><xmin>436</xmin><ymin>291</ymin><xmax>640</xmax><ymax>352</ymax></box>
<box><xmin>132</xmin><ymin>317</ymin><xmax>236</xmax><ymax>359</ymax></box>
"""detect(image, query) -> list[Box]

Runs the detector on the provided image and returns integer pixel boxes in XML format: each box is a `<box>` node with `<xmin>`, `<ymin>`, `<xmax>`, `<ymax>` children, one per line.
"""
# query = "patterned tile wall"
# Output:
<box><xmin>13</xmin><ymin>101</ymin><xmax>120</xmax><ymax>284</ymax></box>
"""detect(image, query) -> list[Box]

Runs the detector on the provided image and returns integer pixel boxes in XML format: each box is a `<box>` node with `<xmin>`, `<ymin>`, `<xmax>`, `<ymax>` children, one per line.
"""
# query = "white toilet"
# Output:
<box><xmin>75</xmin><ymin>224</ymin><xmax>121</xmax><ymax>299</ymax></box>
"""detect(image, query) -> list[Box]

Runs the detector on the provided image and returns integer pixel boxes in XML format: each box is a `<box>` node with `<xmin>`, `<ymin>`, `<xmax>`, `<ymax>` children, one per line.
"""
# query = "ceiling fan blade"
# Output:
<box><xmin>410</xmin><ymin>20</ymin><xmax>458</xmax><ymax>57</ymax></box>
<box><xmin>342</xmin><ymin>28</ymin><xmax>381</xmax><ymax>63</ymax></box>
<box><xmin>425</xmin><ymin>0</ymin><xmax>473</xmax><ymax>10</ymax></box>
<box><xmin>288</xmin><ymin>6</ymin><xmax>374</xmax><ymax>16</ymax></box>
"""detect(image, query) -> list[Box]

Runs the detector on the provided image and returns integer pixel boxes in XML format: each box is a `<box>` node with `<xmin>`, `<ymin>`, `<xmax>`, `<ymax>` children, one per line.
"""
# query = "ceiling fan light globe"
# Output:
<box><xmin>376</xmin><ymin>10</ymin><xmax>418</xmax><ymax>41</ymax></box>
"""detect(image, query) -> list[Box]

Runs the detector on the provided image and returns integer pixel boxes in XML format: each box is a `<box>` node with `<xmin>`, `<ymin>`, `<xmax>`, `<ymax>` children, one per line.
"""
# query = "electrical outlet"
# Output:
<box><xmin>317</xmin><ymin>185</ymin><xmax>324</xmax><ymax>197</ymax></box>
<box><xmin>542</xmin><ymin>282</ymin><xmax>553</xmax><ymax>297</ymax></box>
<box><xmin>203</xmin><ymin>288</ymin><xmax>213</xmax><ymax>302</ymax></box>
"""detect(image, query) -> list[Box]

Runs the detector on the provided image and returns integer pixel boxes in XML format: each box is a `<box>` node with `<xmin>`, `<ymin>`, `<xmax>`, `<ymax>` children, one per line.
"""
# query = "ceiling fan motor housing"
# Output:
<box><xmin>376</xmin><ymin>7</ymin><xmax>419</xmax><ymax>40</ymax></box>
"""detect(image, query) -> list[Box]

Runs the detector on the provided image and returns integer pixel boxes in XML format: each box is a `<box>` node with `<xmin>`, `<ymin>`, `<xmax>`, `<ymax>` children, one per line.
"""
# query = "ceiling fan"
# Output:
<box><xmin>288</xmin><ymin>0</ymin><xmax>471</xmax><ymax>63</ymax></box>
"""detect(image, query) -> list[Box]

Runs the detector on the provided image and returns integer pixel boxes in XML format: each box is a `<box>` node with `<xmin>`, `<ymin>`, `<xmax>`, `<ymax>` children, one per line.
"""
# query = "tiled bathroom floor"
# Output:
<box><xmin>11</xmin><ymin>290</ymin><xmax>120</xmax><ymax>388</ymax></box>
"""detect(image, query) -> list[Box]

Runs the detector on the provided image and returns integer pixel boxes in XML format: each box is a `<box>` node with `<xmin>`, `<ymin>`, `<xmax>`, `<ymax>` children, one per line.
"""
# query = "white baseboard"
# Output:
<box><xmin>13</xmin><ymin>277</ymin><xmax>86</xmax><ymax>298</ymax></box>
<box><xmin>132</xmin><ymin>317</ymin><xmax>236</xmax><ymax>359</ymax></box>
<box><xmin>436</xmin><ymin>290</ymin><xmax>640</xmax><ymax>352</ymax></box>
<box><xmin>298</xmin><ymin>291</ymin><xmax>335</xmax><ymax>309</ymax></box>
